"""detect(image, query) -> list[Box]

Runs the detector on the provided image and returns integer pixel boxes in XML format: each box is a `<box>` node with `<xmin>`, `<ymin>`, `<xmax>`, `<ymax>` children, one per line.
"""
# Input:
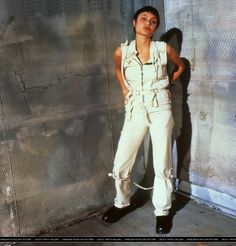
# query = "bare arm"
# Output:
<box><xmin>166</xmin><ymin>44</ymin><xmax>185</xmax><ymax>83</ymax></box>
<box><xmin>114</xmin><ymin>47</ymin><xmax>128</xmax><ymax>97</ymax></box>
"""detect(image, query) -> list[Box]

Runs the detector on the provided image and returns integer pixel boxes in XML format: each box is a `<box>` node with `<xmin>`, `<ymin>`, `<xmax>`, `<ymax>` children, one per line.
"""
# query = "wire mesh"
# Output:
<box><xmin>0</xmin><ymin>0</ymin><xmax>156</xmax><ymax>236</ymax></box>
<box><xmin>164</xmin><ymin>0</ymin><xmax>236</xmax><ymax>197</ymax></box>
<box><xmin>1</xmin><ymin>0</ymin><xmax>235</xmax><ymax>236</ymax></box>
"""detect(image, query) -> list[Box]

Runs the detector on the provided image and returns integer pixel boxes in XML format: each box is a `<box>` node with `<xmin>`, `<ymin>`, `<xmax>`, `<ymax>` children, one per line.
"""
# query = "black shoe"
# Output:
<box><xmin>102</xmin><ymin>205</ymin><xmax>134</xmax><ymax>223</ymax></box>
<box><xmin>156</xmin><ymin>214</ymin><xmax>172</xmax><ymax>234</ymax></box>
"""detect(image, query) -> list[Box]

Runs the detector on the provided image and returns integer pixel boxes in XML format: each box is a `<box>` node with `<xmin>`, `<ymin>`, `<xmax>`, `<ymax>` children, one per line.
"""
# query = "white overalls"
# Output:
<box><xmin>110</xmin><ymin>40</ymin><xmax>174</xmax><ymax>216</ymax></box>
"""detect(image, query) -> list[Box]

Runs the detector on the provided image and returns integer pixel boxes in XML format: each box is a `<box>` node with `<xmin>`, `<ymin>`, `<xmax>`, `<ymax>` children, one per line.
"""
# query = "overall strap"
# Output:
<box><xmin>153</xmin><ymin>41</ymin><xmax>168</xmax><ymax>79</ymax></box>
<box><xmin>120</xmin><ymin>40</ymin><xmax>130</xmax><ymax>88</ymax></box>
<box><xmin>154</xmin><ymin>41</ymin><xmax>167</xmax><ymax>65</ymax></box>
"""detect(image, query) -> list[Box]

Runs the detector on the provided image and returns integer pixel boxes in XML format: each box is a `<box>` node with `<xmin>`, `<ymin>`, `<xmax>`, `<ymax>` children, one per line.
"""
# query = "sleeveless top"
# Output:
<box><xmin>120</xmin><ymin>40</ymin><xmax>172</xmax><ymax>120</ymax></box>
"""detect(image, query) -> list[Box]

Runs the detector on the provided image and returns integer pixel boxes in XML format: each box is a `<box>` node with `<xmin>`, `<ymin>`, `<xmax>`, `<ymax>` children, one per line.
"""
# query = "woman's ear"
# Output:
<box><xmin>133</xmin><ymin>20</ymin><xmax>136</xmax><ymax>29</ymax></box>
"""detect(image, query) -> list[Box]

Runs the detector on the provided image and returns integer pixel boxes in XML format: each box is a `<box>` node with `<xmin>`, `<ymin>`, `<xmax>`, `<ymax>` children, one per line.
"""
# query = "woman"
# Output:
<box><xmin>102</xmin><ymin>6</ymin><xmax>185</xmax><ymax>234</ymax></box>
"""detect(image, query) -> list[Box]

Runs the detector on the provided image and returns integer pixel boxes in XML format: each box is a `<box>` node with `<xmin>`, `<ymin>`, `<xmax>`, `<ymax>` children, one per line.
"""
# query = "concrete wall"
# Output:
<box><xmin>1</xmin><ymin>0</ymin><xmax>235</xmax><ymax>237</ymax></box>
<box><xmin>0</xmin><ymin>0</ymin><xmax>166</xmax><ymax>236</ymax></box>
<box><xmin>164</xmin><ymin>0</ymin><xmax>236</xmax><ymax>216</ymax></box>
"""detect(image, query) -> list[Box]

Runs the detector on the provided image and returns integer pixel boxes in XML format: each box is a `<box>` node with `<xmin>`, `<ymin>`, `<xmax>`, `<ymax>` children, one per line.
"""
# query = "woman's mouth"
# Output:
<box><xmin>144</xmin><ymin>27</ymin><xmax>151</xmax><ymax>32</ymax></box>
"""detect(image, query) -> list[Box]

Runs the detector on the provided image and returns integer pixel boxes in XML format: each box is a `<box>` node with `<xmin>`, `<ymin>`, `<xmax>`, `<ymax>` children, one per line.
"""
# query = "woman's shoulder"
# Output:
<box><xmin>151</xmin><ymin>41</ymin><xmax>167</xmax><ymax>54</ymax></box>
<box><xmin>115</xmin><ymin>40</ymin><xmax>136</xmax><ymax>60</ymax></box>
<box><xmin>154</xmin><ymin>40</ymin><xmax>166</xmax><ymax>47</ymax></box>
<box><xmin>114</xmin><ymin>46</ymin><xmax>122</xmax><ymax>58</ymax></box>
<box><xmin>114</xmin><ymin>39</ymin><xmax>131</xmax><ymax>54</ymax></box>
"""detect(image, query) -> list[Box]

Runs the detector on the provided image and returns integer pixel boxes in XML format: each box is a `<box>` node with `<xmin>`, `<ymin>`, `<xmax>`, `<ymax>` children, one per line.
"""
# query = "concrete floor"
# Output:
<box><xmin>4</xmin><ymin>193</ymin><xmax>236</xmax><ymax>246</ymax></box>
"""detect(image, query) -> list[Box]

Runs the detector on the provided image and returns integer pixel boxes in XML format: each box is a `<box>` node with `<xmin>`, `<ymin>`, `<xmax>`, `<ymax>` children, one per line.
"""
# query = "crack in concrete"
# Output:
<box><xmin>14</xmin><ymin>71</ymin><xmax>31</xmax><ymax>113</ymax></box>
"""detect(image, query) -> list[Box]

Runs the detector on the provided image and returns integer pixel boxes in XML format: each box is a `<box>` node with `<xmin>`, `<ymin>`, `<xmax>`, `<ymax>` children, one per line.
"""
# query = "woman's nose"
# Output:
<box><xmin>145</xmin><ymin>20</ymin><xmax>151</xmax><ymax>25</ymax></box>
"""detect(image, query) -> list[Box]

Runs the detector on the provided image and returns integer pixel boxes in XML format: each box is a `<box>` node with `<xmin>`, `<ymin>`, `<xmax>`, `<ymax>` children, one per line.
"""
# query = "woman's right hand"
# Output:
<box><xmin>122</xmin><ymin>88</ymin><xmax>129</xmax><ymax>105</ymax></box>
<box><xmin>122</xmin><ymin>87</ymin><xmax>129</xmax><ymax>97</ymax></box>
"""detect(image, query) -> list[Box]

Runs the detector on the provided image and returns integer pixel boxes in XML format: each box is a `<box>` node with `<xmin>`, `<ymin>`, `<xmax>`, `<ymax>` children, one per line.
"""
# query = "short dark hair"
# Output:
<box><xmin>133</xmin><ymin>5</ymin><xmax>160</xmax><ymax>27</ymax></box>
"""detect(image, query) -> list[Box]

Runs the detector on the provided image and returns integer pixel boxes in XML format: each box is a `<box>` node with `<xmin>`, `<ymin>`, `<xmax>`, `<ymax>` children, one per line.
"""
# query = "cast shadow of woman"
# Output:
<box><xmin>160</xmin><ymin>28</ymin><xmax>192</xmax><ymax>214</ymax></box>
<box><xmin>131</xmin><ymin>28</ymin><xmax>192</xmax><ymax>215</ymax></box>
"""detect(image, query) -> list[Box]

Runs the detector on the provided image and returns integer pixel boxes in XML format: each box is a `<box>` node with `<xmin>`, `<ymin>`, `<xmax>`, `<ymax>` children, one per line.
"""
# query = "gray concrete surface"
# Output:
<box><xmin>0</xmin><ymin>0</ymin><xmax>235</xmax><ymax>239</ymax></box>
<box><xmin>6</xmin><ymin>194</ymin><xmax>236</xmax><ymax>245</ymax></box>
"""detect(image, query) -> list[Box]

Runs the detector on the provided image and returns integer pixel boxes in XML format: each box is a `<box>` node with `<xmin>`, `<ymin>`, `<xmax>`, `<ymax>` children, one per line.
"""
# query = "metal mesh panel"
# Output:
<box><xmin>0</xmin><ymin>0</ymin><xmax>161</xmax><ymax>236</ymax></box>
<box><xmin>0</xmin><ymin>128</ymin><xmax>19</xmax><ymax>236</ymax></box>
<box><xmin>165</xmin><ymin>0</ymin><xmax>236</xmax><ymax>197</ymax></box>
<box><xmin>10</xmin><ymin>111</ymin><xmax>113</xmax><ymax>235</ymax></box>
<box><xmin>0</xmin><ymin>0</ymin><xmax>116</xmax><ymax>236</ymax></box>
<box><xmin>1</xmin><ymin>0</ymin><xmax>235</xmax><ymax>236</ymax></box>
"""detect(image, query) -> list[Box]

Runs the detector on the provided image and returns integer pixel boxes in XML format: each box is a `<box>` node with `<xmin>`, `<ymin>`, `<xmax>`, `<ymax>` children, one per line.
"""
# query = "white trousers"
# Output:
<box><xmin>112</xmin><ymin>109</ymin><xmax>174</xmax><ymax>216</ymax></box>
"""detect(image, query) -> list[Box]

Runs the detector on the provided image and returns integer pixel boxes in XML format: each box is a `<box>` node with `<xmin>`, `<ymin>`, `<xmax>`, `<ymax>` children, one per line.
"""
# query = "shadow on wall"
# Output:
<box><xmin>160</xmin><ymin>28</ymin><xmax>192</xmax><ymax>212</ymax></box>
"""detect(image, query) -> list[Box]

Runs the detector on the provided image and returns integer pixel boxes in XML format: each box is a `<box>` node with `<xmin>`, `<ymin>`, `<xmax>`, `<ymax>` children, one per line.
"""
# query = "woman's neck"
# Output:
<box><xmin>135</xmin><ymin>35</ymin><xmax>151</xmax><ymax>51</ymax></box>
<box><xmin>135</xmin><ymin>35</ymin><xmax>151</xmax><ymax>63</ymax></box>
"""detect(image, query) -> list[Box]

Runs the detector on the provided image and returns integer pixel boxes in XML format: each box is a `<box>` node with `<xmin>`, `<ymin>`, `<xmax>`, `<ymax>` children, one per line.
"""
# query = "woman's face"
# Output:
<box><xmin>133</xmin><ymin>11</ymin><xmax>158</xmax><ymax>38</ymax></box>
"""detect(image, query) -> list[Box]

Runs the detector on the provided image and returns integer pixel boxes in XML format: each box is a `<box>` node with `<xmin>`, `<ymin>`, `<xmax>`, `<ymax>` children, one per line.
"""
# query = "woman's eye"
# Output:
<box><xmin>141</xmin><ymin>17</ymin><xmax>147</xmax><ymax>22</ymax></box>
<box><xmin>140</xmin><ymin>17</ymin><xmax>157</xmax><ymax>26</ymax></box>
<box><xmin>151</xmin><ymin>20</ymin><xmax>157</xmax><ymax>25</ymax></box>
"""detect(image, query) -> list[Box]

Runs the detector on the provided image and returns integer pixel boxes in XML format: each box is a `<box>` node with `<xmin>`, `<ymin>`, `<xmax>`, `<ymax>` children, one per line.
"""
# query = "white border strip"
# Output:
<box><xmin>177</xmin><ymin>180</ymin><xmax>236</xmax><ymax>218</ymax></box>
